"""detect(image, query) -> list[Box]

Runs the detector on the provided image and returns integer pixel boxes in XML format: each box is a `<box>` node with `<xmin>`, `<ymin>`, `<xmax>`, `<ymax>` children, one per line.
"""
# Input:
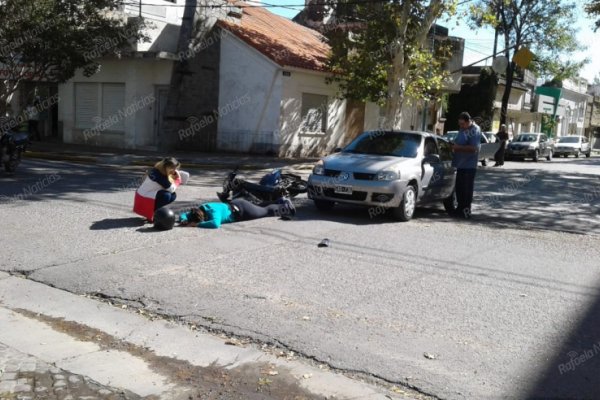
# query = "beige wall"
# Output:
<box><xmin>58</xmin><ymin>58</ymin><xmax>173</xmax><ymax>149</ymax></box>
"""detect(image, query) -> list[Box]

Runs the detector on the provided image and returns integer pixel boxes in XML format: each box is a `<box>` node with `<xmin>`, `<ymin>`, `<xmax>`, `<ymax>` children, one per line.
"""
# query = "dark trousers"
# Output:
<box><xmin>155</xmin><ymin>190</ymin><xmax>176</xmax><ymax>210</ymax></box>
<box><xmin>494</xmin><ymin>141</ymin><xmax>507</xmax><ymax>165</ymax></box>
<box><xmin>28</xmin><ymin>120</ymin><xmax>40</xmax><ymax>140</ymax></box>
<box><xmin>455</xmin><ymin>169</ymin><xmax>477</xmax><ymax>216</ymax></box>
<box><xmin>230</xmin><ymin>199</ymin><xmax>290</xmax><ymax>221</ymax></box>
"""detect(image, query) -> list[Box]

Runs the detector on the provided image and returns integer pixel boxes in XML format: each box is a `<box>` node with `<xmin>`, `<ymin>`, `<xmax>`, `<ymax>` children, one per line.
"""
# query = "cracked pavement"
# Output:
<box><xmin>2</xmin><ymin>157</ymin><xmax>600</xmax><ymax>399</ymax></box>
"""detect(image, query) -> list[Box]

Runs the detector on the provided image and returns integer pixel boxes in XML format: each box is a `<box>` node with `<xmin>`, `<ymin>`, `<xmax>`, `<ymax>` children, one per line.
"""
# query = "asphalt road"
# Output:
<box><xmin>2</xmin><ymin>157</ymin><xmax>600</xmax><ymax>399</ymax></box>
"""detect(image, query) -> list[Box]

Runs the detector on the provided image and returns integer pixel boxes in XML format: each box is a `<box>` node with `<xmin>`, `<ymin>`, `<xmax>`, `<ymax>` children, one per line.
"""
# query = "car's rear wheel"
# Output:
<box><xmin>314</xmin><ymin>199</ymin><xmax>335</xmax><ymax>212</ymax></box>
<box><xmin>481</xmin><ymin>159</ymin><xmax>487</xmax><ymax>167</ymax></box>
<box><xmin>443</xmin><ymin>190</ymin><xmax>458</xmax><ymax>215</ymax></box>
<box><xmin>393</xmin><ymin>185</ymin><xmax>416</xmax><ymax>222</ymax></box>
<box><xmin>533</xmin><ymin>150</ymin><xmax>540</xmax><ymax>162</ymax></box>
<box><xmin>586</xmin><ymin>151</ymin><xmax>591</xmax><ymax>158</ymax></box>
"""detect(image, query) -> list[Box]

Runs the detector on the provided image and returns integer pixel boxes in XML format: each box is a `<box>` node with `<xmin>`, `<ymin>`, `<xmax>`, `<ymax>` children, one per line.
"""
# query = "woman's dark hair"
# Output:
<box><xmin>187</xmin><ymin>207</ymin><xmax>205</xmax><ymax>223</ymax></box>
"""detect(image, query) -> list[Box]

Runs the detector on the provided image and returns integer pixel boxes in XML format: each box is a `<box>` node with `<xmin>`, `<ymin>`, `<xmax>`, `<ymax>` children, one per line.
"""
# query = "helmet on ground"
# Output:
<box><xmin>153</xmin><ymin>207</ymin><xmax>176</xmax><ymax>231</ymax></box>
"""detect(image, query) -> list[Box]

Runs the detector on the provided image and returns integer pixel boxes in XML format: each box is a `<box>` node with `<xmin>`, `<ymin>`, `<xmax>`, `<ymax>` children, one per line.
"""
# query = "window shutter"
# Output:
<box><xmin>75</xmin><ymin>83</ymin><xmax>99</xmax><ymax>129</ymax></box>
<box><xmin>102</xmin><ymin>84</ymin><xmax>126</xmax><ymax>132</ymax></box>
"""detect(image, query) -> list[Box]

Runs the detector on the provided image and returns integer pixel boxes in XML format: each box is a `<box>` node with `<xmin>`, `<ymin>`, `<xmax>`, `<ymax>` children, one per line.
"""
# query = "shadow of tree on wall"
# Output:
<box><xmin>279</xmin><ymin>97</ymin><xmax>346</xmax><ymax>158</ymax></box>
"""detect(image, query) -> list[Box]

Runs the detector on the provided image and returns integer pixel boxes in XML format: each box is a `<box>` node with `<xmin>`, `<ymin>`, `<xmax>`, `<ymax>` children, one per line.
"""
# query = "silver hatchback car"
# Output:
<box><xmin>308</xmin><ymin>130</ymin><xmax>457</xmax><ymax>221</ymax></box>
<box><xmin>553</xmin><ymin>135</ymin><xmax>592</xmax><ymax>158</ymax></box>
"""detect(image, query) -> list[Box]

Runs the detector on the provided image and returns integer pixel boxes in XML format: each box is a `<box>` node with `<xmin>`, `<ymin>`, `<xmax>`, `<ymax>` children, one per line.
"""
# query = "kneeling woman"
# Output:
<box><xmin>179</xmin><ymin>198</ymin><xmax>295</xmax><ymax>229</ymax></box>
<box><xmin>134</xmin><ymin>157</ymin><xmax>189</xmax><ymax>221</ymax></box>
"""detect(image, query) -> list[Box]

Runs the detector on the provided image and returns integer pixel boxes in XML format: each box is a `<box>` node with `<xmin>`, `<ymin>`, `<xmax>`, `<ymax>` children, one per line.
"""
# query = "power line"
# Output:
<box><xmin>120</xmin><ymin>0</ymin><xmax>475</xmax><ymax>9</ymax></box>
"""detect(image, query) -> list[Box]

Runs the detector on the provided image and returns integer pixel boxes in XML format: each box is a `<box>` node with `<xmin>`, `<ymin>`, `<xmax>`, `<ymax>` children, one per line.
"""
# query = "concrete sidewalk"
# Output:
<box><xmin>23</xmin><ymin>139</ymin><xmax>319</xmax><ymax>170</ymax></box>
<box><xmin>0</xmin><ymin>272</ymin><xmax>421</xmax><ymax>400</ymax></box>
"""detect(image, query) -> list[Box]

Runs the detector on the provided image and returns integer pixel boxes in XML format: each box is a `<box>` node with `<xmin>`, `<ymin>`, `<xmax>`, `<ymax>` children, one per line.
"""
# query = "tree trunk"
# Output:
<box><xmin>383</xmin><ymin>54</ymin><xmax>412</xmax><ymax>130</ymax></box>
<box><xmin>500</xmin><ymin>61</ymin><xmax>516</xmax><ymax>126</ymax></box>
<box><xmin>381</xmin><ymin>0</ymin><xmax>444</xmax><ymax>131</ymax></box>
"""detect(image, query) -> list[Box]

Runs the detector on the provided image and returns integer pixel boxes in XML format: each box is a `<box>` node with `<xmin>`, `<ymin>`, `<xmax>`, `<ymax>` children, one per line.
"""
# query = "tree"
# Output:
<box><xmin>586</xmin><ymin>0</ymin><xmax>600</xmax><ymax>30</ymax></box>
<box><xmin>325</xmin><ymin>0</ymin><xmax>458</xmax><ymax>129</ymax></box>
<box><xmin>0</xmin><ymin>0</ymin><xmax>147</xmax><ymax>119</ymax></box>
<box><xmin>446</xmin><ymin>68</ymin><xmax>498</xmax><ymax>132</ymax></box>
<box><xmin>471</xmin><ymin>0</ymin><xmax>585</xmax><ymax>126</ymax></box>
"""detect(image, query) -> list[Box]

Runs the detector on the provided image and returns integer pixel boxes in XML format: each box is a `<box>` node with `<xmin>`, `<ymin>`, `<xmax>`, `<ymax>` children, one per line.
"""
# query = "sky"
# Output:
<box><xmin>262</xmin><ymin>0</ymin><xmax>600</xmax><ymax>83</ymax></box>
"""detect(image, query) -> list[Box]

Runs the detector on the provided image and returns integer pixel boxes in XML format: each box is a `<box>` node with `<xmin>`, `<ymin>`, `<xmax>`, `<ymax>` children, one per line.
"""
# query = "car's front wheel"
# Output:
<box><xmin>481</xmin><ymin>159</ymin><xmax>487</xmax><ymax>167</ymax></box>
<box><xmin>546</xmin><ymin>150</ymin><xmax>552</xmax><ymax>161</ymax></box>
<box><xmin>533</xmin><ymin>150</ymin><xmax>540</xmax><ymax>162</ymax></box>
<box><xmin>314</xmin><ymin>199</ymin><xmax>335</xmax><ymax>212</ymax></box>
<box><xmin>443</xmin><ymin>190</ymin><xmax>458</xmax><ymax>215</ymax></box>
<box><xmin>393</xmin><ymin>185</ymin><xmax>417</xmax><ymax>222</ymax></box>
<box><xmin>586</xmin><ymin>150</ymin><xmax>591</xmax><ymax>158</ymax></box>
<box><xmin>575</xmin><ymin>149</ymin><xmax>581</xmax><ymax>158</ymax></box>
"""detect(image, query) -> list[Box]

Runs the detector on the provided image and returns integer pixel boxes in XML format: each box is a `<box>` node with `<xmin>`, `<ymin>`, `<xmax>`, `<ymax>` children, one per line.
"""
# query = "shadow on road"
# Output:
<box><xmin>524</xmin><ymin>281</ymin><xmax>600</xmax><ymax>399</ymax></box>
<box><xmin>90</xmin><ymin>217</ymin><xmax>146</xmax><ymax>230</ymax></box>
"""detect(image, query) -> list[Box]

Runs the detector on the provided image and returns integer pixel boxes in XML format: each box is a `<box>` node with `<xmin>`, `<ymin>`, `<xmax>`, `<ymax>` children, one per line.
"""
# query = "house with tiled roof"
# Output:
<box><xmin>57</xmin><ymin>1</ymin><xmax>461</xmax><ymax>157</ymax></box>
<box><xmin>212</xmin><ymin>4</ymin><xmax>376</xmax><ymax>157</ymax></box>
<box><xmin>57</xmin><ymin>0</ymin><xmax>388</xmax><ymax>156</ymax></box>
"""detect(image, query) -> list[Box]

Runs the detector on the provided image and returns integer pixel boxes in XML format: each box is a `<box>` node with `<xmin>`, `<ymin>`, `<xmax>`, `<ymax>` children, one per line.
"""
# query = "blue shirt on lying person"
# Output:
<box><xmin>179</xmin><ymin>202</ymin><xmax>235</xmax><ymax>229</ymax></box>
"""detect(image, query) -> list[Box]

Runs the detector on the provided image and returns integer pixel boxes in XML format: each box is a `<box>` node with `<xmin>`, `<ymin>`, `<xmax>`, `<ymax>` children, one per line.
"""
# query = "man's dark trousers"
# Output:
<box><xmin>455</xmin><ymin>168</ymin><xmax>477</xmax><ymax>216</ymax></box>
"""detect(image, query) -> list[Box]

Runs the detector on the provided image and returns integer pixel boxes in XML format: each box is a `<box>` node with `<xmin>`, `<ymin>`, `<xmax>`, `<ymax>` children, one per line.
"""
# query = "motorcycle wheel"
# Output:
<box><xmin>288</xmin><ymin>180</ymin><xmax>309</xmax><ymax>195</ymax></box>
<box><xmin>4</xmin><ymin>157</ymin><xmax>19</xmax><ymax>173</ymax></box>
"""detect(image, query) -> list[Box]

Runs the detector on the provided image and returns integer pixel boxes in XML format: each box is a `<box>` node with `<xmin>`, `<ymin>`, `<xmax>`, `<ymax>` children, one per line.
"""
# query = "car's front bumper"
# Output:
<box><xmin>506</xmin><ymin>148</ymin><xmax>537</xmax><ymax>158</ymax></box>
<box><xmin>308</xmin><ymin>174</ymin><xmax>409</xmax><ymax>208</ymax></box>
<box><xmin>554</xmin><ymin>147</ymin><xmax>580</xmax><ymax>155</ymax></box>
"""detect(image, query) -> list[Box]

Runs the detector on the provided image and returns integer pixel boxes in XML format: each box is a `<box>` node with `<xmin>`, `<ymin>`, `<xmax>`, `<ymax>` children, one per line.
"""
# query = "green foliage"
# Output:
<box><xmin>470</xmin><ymin>0</ymin><xmax>584</xmax><ymax>82</ymax></box>
<box><xmin>0</xmin><ymin>0</ymin><xmax>148</xmax><ymax>103</ymax></box>
<box><xmin>586</xmin><ymin>0</ymin><xmax>600</xmax><ymax>30</ymax></box>
<box><xmin>325</xmin><ymin>0</ymin><xmax>457</xmax><ymax>106</ymax></box>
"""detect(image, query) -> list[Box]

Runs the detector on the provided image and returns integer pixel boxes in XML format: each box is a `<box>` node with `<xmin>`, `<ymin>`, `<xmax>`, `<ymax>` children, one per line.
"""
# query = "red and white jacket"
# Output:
<box><xmin>133</xmin><ymin>169</ymin><xmax>190</xmax><ymax>220</ymax></box>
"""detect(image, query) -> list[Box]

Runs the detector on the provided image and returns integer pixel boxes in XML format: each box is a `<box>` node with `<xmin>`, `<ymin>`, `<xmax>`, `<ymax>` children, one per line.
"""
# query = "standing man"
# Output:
<box><xmin>26</xmin><ymin>100</ymin><xmax>41</xmax><ymax>141</ymax></box>
<box><xmin>494</xmin><ymin>124</ymin><xmax>509</xmax><ymax>167</ymax></box>
<box><xmin>451</xmin><ymin>112</ymin><xmax>481</xmax><ymax>219</ymax></box>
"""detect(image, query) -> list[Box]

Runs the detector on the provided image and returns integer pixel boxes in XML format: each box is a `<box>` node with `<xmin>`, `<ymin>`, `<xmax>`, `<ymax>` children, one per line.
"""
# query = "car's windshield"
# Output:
<box><xmin>558</xmin><ymin>137</ymin><xmax>580</xmax><ymax>143</ymax></box>
<box><xmin>445</xmin><ymin>132</ymin><xmax>458</xmax><ymax>140</ymax></box>
<box><xmin>344</xmin><ymin>131</ymin><xmax>421</xmax><ymax>158</ymax></box>
<box><xmin>515</xmin><ymin>134</ymin><xmax>538</xmax><ymax>142</ymax></box>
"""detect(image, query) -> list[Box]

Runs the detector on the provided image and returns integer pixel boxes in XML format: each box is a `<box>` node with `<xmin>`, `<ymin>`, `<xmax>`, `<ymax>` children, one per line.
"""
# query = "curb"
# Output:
<box><xmin>24</xmin><ymin>151</ymin><xmax>98</xmax><ymax>164</ymax></box>
<box><xmin>24</xmin><ymin>151</ymin><xmax>317</xmax><ymax>171</ymax></box>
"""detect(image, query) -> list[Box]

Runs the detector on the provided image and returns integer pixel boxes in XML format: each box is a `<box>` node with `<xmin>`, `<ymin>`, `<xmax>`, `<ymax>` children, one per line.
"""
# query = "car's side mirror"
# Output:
<box><xmin>423</xmin><ymin>154</ymin><xmax>441</xmax><ymax>164</ymax></box>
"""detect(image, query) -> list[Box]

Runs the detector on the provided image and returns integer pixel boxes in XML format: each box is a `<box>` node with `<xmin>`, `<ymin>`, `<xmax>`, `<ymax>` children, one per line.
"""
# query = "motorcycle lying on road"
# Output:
<box><xmin>217</xmin><ymin>167</ymin><xmax>308</xmax><ymax>205</ymax></box>
<box><xmin>0</xmin><ymin>130</ymin><xmax>29</xmax><ymax>173</ymax></box>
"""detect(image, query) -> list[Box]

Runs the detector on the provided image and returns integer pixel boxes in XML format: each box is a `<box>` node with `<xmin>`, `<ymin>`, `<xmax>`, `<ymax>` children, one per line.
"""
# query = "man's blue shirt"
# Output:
<box><xmin>452</xmin><ymin>124</ymin><xmax>482</xmax><ymax>170</ymax></box>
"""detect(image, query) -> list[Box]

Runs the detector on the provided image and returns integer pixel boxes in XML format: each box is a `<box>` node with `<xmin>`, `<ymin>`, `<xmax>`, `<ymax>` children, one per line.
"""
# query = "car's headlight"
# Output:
<box><xmin>528</xmin><ymin>144</ymin><xmax>537</xmax><ymax>149</ymax></box>
<box><xmin>376</xmin><ymin>169</ymin><xmax>400</xmax><ymax>181</ymax></box>
<box><xmin>312</xmin><ymin>160</ymin><xmax>325</xmax><ymax>176</ymax></box>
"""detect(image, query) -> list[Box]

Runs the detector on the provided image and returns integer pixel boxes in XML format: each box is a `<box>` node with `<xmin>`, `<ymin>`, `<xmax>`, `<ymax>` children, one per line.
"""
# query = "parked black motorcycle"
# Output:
<box><xmin>217</xmin><ymin>167</ymin><xmax>308</xmax><ymax>205</ymax></box>
<box><xmin>0</xmin><ymin>130</ymin><xmax>29</xmax><ymax>173</ymax></box>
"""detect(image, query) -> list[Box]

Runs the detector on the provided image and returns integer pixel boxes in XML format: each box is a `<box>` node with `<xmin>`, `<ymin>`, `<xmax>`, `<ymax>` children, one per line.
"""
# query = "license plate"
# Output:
<box><xmin>334</xmin><ymin>185</ymin><xmax>353</xmax><ymax>195</ymax></box>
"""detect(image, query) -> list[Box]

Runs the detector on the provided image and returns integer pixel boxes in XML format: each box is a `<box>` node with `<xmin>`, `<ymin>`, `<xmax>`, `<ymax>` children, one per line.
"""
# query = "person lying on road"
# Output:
<box><xmin>178</xmin><ymin>198</ymin><xmax>295</xmax><ymax>229</ymax></box>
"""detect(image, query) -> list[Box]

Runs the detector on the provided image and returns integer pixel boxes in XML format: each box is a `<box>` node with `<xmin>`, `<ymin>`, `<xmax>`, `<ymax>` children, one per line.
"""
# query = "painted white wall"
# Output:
<box><xmin>279</xmin><ymin>69</ymin><xmax>347</xmax><ymax>157</ymax></box>
<box><xmin>364</xmin><ymin>102</ymin><xmax>384</xmax><ymax>131</ymax></box>
<box><xmin>218</xmin><ymin>32</ymin><xmax>283</xmax><ymax>153</ymax></box>
<box><xmin>58</xmin><ymin>58</ymin><xmax>173</xmax><ymax>149</ymax></box>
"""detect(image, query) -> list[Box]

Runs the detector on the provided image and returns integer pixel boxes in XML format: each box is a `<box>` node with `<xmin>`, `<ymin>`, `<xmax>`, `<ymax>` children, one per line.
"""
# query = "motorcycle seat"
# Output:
<box><xmin>243</xmin><ymin>181</ymin><xmax>279</xmax><ymax>193</ymax></box>
<box><xmin>7</xmin><ymin>132</ymin><xmax>29</xmax><ymax>145</ymax></box>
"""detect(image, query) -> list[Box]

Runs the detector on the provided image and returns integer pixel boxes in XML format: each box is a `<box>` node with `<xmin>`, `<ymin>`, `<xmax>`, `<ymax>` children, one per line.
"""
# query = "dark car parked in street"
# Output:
<box><xmin>505</xmin><ymin>133</ymin><xmax>553</xmax><ymax>162</ymax></box>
